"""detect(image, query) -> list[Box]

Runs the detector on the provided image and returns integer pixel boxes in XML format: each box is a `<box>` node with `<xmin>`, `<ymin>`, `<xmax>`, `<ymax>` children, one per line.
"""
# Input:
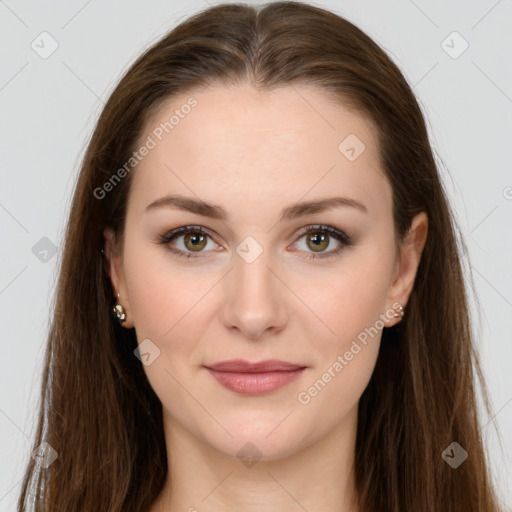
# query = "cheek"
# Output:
<box><xmin>125</xmin><ymin>265</ymin><xmax>179</xmax><ymax>339</ymax></box>
<box><xmin>123</xmin><ymin>241</ymin><xmax>214</xmax><ymax>340</ymax></box>
<box><xmin>122</xmin><ymin>247</ymin><xmax>215</xmax><ymax>411</ymax></box>
<box><xmin>122</xmin><ymin>242</ymin><xmax>226</xmax><ymax>401</ymax></box>
<box><xmin>293</xmin><ymin>248</ymin><xmax>393</xmax><ymax>405</ymax></box>
<box><xmin>296</xmin><ymin>249</ymin><xmax>393</xmax><ymax>345</ymax></box>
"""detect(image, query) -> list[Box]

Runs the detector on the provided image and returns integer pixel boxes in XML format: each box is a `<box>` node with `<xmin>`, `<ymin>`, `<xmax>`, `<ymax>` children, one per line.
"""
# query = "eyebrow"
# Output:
<box><xmin>144</xmin><ymin>194</ymin><xmax>368</xmax><ymax>221</ymax></box>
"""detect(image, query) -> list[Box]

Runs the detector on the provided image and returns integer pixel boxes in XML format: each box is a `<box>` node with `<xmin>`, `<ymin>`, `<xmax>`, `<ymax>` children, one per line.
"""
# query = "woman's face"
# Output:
<box><xmin>105</xmin><ymin>82</ymin><xmax>426</xmax><ymax>461</ymax></box>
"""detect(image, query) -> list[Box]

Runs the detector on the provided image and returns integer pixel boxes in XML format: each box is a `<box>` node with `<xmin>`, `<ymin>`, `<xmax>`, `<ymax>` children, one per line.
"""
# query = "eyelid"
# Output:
<box><xmin>293</xmin><ymin>224</ymin><xmax>352</xmax><ymax>244</ymax></box>
<box><xmin>157</xmin><ymin>224</ymin><xmax>222</xmax><ymax>252</ymax></box>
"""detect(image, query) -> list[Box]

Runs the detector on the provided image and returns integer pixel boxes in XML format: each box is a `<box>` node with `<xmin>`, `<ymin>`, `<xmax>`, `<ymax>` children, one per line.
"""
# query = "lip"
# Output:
<box><xmin>205</xmin><ymin>359</ymin><xmax>305</xmax><ymax>373</ymax></box>
<box><xmin>204</xmin><ymin>359</ymin><xmax>307</xmax><ymax>395</ymax></box>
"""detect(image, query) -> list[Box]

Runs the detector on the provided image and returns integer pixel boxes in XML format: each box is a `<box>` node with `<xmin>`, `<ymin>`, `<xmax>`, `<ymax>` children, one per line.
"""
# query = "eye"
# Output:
<box><xmin>157</xmin><ymin>224</ymin><xmax>353</xmax><ymax>260</ymax></box>
<box><xmin>292</xmin><ymin>225</ymin><xmax>353</xmax><ymax>260</ymax></box>
<box><xmin>157</xmin><ymin>226</ymin><xmax>220</xmax><ymax>259</ymax></box>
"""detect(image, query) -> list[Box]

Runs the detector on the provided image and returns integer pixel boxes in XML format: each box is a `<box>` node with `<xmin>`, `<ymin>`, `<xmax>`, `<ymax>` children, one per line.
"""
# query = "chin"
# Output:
<box><xmin>198</xmin><ymin>417</ymin><xmax>311</xmax><ymax>463</ymax></box>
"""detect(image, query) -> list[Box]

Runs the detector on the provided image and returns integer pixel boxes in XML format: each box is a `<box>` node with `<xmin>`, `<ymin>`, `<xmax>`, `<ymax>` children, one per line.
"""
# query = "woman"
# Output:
<box><xmin>17</xmin><ymin>1</ymin><xmax>503</xmax><ymax>511</ymax></box>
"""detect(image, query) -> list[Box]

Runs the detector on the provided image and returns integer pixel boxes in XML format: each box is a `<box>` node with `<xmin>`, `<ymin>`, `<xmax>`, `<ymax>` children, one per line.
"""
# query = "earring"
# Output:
<box><xmin>393</xmin><ymin>303</ymin><xmax>405</xmax><ymax>322</ymax></box>
<box><xmin>112</xmin><ymin>292</ymin><xmax>126</xmax><ymax>324</ymax></box>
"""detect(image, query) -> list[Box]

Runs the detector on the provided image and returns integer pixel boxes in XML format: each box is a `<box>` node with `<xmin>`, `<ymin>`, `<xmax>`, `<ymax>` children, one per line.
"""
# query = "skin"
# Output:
<box><xmin>104</xmin><ymin>82</ymin><xmax>428</xmax><ymax>512</ymax></box>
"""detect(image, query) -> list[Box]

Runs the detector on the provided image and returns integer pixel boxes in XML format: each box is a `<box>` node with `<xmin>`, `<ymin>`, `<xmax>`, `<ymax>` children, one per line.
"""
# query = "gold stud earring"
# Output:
<box><xmin>112</xmin><ymin>292</ymin><xmax>126</xmax><ymax>324</ymax></box>
<box><xmin>393</xmin><ymin>303</ymin><xmax>405</xmax><ymax>322</ymax></box>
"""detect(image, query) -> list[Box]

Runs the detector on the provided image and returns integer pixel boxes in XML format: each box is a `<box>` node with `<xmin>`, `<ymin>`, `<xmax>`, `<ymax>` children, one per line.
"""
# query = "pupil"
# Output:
<box><xmin>187</xmin><ymin>233</ymin><xmax>205</xmax><ymax>250</ymax></box>
<box><xmin>309</xmin><ymin>232</ymin><xmax>327</xmax><ymax>251</ymax></box>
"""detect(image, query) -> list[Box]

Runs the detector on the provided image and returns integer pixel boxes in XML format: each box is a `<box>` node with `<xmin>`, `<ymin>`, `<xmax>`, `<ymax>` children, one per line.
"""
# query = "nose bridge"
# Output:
<box><xmin>221</xmin><ymin>234</ymin><xmax>288</xmax><ymax>337</ymax></box>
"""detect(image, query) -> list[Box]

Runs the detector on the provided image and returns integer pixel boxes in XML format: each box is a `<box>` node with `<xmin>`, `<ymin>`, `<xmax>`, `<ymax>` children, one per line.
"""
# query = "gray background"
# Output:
<box><xmin>1</xmin><ymin>0</ymin><xmax>511</xmax><ymax>509</ymax></box>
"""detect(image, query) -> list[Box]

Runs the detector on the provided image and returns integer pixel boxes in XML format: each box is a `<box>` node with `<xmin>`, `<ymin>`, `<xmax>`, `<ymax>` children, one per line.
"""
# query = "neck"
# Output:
<box><xmin>150</xmin><ymin>405</ymin><xmax>360</xmax><ymax>512</ymax></box>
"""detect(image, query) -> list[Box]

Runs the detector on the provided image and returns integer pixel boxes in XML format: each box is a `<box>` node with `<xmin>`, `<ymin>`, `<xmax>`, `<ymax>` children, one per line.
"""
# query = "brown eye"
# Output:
<box><xmin>158</xmin><ymin>226</ymin><xmax>219</xmax><ymax>259</ymax></box>
<box><xmin>294</xmin><ymin>225</ymin><xmax>353</xmax><ymax>261</ymax></box>
<box><xmin>184</xmin><ymin>232</ymin><xmax>207</xmax><ymax>251</ymax></box>
<box><xmin>305</xmin><ymin>231</ymin><xmax>329</xmax><ymax>252</ymax></box>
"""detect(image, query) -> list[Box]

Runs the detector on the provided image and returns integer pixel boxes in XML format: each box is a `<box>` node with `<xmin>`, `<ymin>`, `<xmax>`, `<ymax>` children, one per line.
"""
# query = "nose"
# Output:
<box><xmin>220</xmin><ymin>244</ymin><xmax>289</xmax><ymax>340</ymax></box>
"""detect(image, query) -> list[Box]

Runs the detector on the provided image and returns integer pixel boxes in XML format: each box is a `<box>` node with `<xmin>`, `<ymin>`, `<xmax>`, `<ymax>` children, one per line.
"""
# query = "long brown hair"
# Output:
<box><xmin>17</xmin><ymin>2</ymin><xmax>503</xmax><ymax>510</ymax></box>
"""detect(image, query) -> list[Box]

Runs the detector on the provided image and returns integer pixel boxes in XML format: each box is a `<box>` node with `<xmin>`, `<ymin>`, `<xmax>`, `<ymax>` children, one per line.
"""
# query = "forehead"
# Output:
<box><xmin>129</xmin><ymin>83</ymin><xmax>391</xmax><ymax>219</ymax></box>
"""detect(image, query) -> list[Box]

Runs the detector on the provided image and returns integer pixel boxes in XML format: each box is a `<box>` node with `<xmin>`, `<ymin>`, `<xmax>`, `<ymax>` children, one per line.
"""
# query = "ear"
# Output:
<box><xmin>103</xmin><ymin>227</ymin><xmax>135</xmax><ymax>328</ymax></box>
<box><xmin>385</xmin><ymin>211</ymin><xmax>428</xmax><ymax>326</ymax></box>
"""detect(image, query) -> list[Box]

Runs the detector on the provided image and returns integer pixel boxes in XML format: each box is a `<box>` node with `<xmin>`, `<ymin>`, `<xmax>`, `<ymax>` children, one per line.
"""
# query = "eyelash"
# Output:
<box><xmin>157</xmin><ymin>224</ymin><xmax>353</xmax><ymax>261</ymax></box>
